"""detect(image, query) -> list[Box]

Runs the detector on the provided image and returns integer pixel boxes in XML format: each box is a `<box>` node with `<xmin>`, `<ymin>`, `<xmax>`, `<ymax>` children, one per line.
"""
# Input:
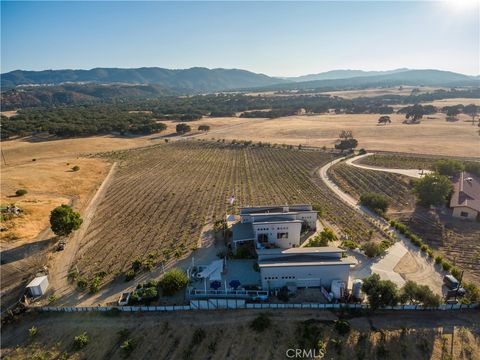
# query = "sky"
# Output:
<box><xmin>1</xmin><ymin>1</ymin><xmax>479</xmax><ymax>76</ymax></box>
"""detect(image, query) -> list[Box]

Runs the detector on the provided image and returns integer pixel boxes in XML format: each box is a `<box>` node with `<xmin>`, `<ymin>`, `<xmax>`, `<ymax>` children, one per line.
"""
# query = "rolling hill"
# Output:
<box><xmin>256</xmin><ymin>69</ymin><xmax>480</xmax><ymax>92</ymax></box>
<box><xmin>285</xmin><ymin>68</ymin><xmax>410</xmax><ymax>82</ymax></box>
<box><xmin>0</xmin><ymin>67</ymin><xmax>287</xmax><ymax>93</ymax></box>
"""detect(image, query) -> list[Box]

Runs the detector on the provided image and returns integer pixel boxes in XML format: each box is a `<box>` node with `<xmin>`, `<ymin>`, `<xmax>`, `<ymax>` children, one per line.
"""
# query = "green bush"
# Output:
<box><xmin>250</xmin><ymin>313</ymin><xmax>271</xmax><ymax>332</ymax></box>
<box><xmin>434</xmin><ymin>255</ymin><xmax>443</xmax><ymax>264</ymax></box>
<box><xmin>340</xmin><ymin>240</ymin><xmax>359</xmax><ymax>250</ymax></box>
<box><xmin>29</xmin><ymin>326</ymin><xmax>38</xmax><ymax>337</ymax></box>
<box><xmin>360</xmin><ymin>192</ymin><xmax>390</xmax><ymax>215</ymax></box>
<box><xmin>361</xmin><ymin>241</ymin><xmax>385</xmax><ymax>258</ymax></box>
<box><xmin>72</xmin><ymin>165</ymin><xmax>80</xmax><ymax>172</ymax></box>
<box><xmin>120</xmin><ymin>339</ymin><xmax>135</xmax><ymax>355</ymax></box>
<box><xmin>131</xmin><ymin>259</ymin><xmax>142</xmax><ymax>271</ymax></box>
<box><xmin>442</xmin><ymin>261</ymin><xmax>452</xmax><ymax>272</ymax></box>
<box><xmin>15</xmin><ymin>189</ymin><xmax>28</xmax><ymax>196</ymax></box>
<box><xmin>159</xmin><ymin>268</ymin><xmax>189</xmax><ymax>296</ymax></box>
<box><xmin>334</xmin><ymin>320</ymin><xmax>351</xmax><ymax>335</ymax></box>
<box><xmin>125</xmin><ymin>269</ymin><xmax>136</xmax><ymax>282</ymax></box>
<box><xmin>73</xmin><ymin>332</ymin><xmax>89</xmax><ymax>349</ymax></box>
<box><xmin>77</xmin><ymin>277</ymin><xmax>88</xmax><ymax>290</ymax></box>
<box><xmin>450</xmin><ymin>267</ymin><xmax>461</xmax><ymax>279</ymax></box>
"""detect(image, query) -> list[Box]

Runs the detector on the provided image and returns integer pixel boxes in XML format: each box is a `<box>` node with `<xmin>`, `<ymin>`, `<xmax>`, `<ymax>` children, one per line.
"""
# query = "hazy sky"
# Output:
<box><xmin>1</xmin><ymin>1</ymin><xmax>479</xmax><ymax>76</ymax></box>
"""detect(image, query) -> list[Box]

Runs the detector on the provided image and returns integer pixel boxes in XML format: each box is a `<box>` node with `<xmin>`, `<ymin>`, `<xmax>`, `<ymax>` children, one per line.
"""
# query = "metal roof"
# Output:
<box><xmin>232</xmin><ymin>222</ymin><xmax>255</xmax><ymax>241</ymax></box>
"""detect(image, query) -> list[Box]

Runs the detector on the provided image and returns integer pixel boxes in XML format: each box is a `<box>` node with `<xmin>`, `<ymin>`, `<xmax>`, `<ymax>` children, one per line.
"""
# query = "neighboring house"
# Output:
<box><xmin>450</xmin><ymin>171</ymin><xmax>480</xmax><ymax>220</ymax></box>
<box><xmin>232</xmin><ymin>205</ymin><xmax>317</xmax><ymax>250</ymax></box>
<box><xmin>257</xmin><ymin>247</ymin><xmax>353</xmax><ymax>290</ymax></box>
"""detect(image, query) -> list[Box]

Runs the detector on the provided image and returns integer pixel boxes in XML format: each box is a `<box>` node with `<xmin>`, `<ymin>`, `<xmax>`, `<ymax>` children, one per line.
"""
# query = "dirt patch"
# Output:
<box><xmin>394</xmin><ymin>252</ymin><xmax>420</xmax><ymax>275</ymax></box>
<box><xmin>2</xmin><ymin>310</ymin><xmax>479</xmax><ymax>360</ymax></box>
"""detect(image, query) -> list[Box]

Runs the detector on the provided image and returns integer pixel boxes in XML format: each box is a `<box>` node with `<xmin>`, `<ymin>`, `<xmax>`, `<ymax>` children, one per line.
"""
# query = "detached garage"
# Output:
<box><xmin>257</xmin><ymin>247</ymin><xmax>353</xmax><ymax>291</ymax></box>
<box><xmin>26</xmin><ymin>275</ymin><xmax>49</xmax><ymax>297</ymax></box>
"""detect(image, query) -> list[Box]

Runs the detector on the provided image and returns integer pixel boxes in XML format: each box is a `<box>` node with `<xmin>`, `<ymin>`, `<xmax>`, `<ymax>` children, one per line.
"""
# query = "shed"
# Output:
<box><xmin>26</xmin><ymin>275</ymin><xmax>49</xmax><ymax>297</ymax></box>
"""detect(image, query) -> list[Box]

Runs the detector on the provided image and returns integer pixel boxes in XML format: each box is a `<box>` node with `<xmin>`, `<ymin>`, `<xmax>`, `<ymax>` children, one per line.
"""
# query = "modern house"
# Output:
<box><xmin>257</xmin><ymin>247</ymin><xmax>353</xmax><ymax>290</ymax></box>
<box><xmin>450</xmin><ymin>171</ymin><xmax>480</xmax><ymax>220</ymax></box>
<box><xmin>232</xmin><ymin>205</ymin><xmax>317</xmax><ymax>250</ymax></box>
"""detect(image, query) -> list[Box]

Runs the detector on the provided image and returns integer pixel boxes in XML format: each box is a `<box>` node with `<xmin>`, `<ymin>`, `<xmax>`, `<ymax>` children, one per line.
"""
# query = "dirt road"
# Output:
<box><xmin>47</xmin><ymin>162</ymin><xmax>118</xmax><ymax>302</ymax></box>
<box><xmin>347</xmin><ymin>153</ymin><xmax>431</xmax><ymax>178</ymax></box>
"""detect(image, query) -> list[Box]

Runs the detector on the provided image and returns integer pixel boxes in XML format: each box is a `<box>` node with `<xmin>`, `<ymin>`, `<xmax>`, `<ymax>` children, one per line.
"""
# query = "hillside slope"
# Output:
<box><xmin>1</xmin><ymin>67</ymin><xmax>287</xmax><ymax>93</ymax></box>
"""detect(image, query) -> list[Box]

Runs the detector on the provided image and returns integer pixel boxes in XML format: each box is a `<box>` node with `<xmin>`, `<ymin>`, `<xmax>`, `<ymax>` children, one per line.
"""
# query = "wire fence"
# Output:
<box><xmin>37</xmin><ymin>301</ymin><xmax>479</xmax><ymax>313</ymax></box>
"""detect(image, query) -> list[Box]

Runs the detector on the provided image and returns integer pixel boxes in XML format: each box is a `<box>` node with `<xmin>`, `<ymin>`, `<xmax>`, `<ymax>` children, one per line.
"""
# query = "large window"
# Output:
<box><xmin>460</xmin><ymin>211</ymin><xmax>469</xmax><ymax>217</ymax></box>
<box><xmin>277</xmin><ymin>232</ymin><xmax>288</xmax><ymax>239</ymax></box>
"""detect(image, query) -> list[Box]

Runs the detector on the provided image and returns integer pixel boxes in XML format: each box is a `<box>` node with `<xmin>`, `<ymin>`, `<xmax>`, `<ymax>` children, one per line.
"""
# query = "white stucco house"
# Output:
<box><xmin>232</xmin><ymin>204</ymin><xmax>317</xmax><ymax>250</ymax></box>
<box><xmin>257</xmin><ymin>247</ymin><xmax>353</xmax><ymax>290</ymax></box>
<box><xmin>450</xmin><ymin>171</ymin><xmax>480</xmax><ymax>221</ymax></box>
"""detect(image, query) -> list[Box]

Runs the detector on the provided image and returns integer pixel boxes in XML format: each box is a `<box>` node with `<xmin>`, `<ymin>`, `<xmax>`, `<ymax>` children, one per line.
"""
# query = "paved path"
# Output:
<box><xmin>346</xmin><ymin>153</ymin><xmax>431</xmax><ymax>178</ymax></box>
<box><xmin>318</xmin><ymin>154</ymin><xmax>443</xmax><ymax>290</ymax></box>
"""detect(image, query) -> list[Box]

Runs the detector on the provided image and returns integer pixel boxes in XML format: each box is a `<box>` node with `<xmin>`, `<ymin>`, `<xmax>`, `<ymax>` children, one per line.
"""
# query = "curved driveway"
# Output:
<box><xmin>346</xmin><ymin>153</ymin><xmax>431</xmax><ymax>178</ymax></box>
<box><xmin>318</xmin><ymin>153</ymin><xmax>443</xmax><ymax>293</ymax></box>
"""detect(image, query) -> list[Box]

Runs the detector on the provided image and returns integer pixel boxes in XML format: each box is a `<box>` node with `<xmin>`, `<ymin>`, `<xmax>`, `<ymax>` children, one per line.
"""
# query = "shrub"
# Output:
<box><xmin>73</xmin><ymin>332</ymin><xmax>89</xmax><ymax>349</ymax></box>
<box><xmin>426</xmin><ymin>248</ymin><xmax>434</xmax><ymax>258</ymax></box>
<box><xmin>360</xmin><ymin>192</ymin><xmax>389</xmax><ymax>215</ymax></box>
<box><xmin>68</xmin><ymin>270</ymin><xmax>79</xmax><ymax>282</ymax></box>
<box><xmin>450</xmin><ymin>267</ymin><xmax>461</xmax><ymax>279</ymax></box>
<box><xmin>15</xmin><ymin>189</ymin><xmax>27</xmax><ymax>196</ymax></box>
<box><xmin>334</xmin><ymin>319</ymin><xmax>351</xmax><ymax>335</ymax></box>
<box><xmin>131</xmin><ymin>259</ymin><xmax>142</xmax><ymax>271</ymax></box>
<box><xmin>340</xmin><ymin>240</ymin><xmax>359</xmax><ymax>250</ymax></box>
<box><xmin>250</xmin><ymin>313</ymin><xmax>271</xmax><ymax>332</ymax></box>
<box><xmin>435</xmin><ymin>255</ymin><xmax>443</xmax><ymax>264</ymax></box>
<box><xmin>362</xmin><ymin>274</ymin><xmax>399</xmax><ymax>310</ymax></box>
<box><xmin>192</xmin><ymin>328</ymin><xmax>206</xmax><ymax>345</ymax></box>
<box><xmin>89</xmin><ymin>276</ymin><xmax>101</xmax><ymax>293</ymax></box>
<box><xmin>29</xmin><ymin>326</ymin><xmax>38</xmax><ymax>337</ymax></box>
<box><xmin>47</xmin><ymin>294</ymin><xmax>57</xmax><ymax>303</ymax></box>
<box><xmin>361</xmin><ymin>241</ymin><xmax>385</xmax><ymax>258</ymax></box>
<box><xmin>77</xmin><ymin>277</ymin><xmax>88</xmax><ymax>290</ymax></box>
<box><xmin>442</xmin><ymin>261</ymin><xmax>452</xmax><ymax>272</ymax></box>
<box><xmin>72</xmin><ymin>166</ymin><xmax>80</xmax><ymax>172</ymax></box>
<box><xmin>125</xmin><ymin>269</ymin><xmax>136</xmax><ymax>282</ymax></box>
<box><xmin>159</xmin><ymin>268</ymin><xmax>189</xmax><ymax>296</ymax></box>
<box><xmin>120</xmin><ymin>339</ymin><xmax>135</xmax><ymax>355</ymax></box>
<box><xmin>420</xmin><ymin>244</ymin><xmax>429</xmax><ymax>252</ymax></box>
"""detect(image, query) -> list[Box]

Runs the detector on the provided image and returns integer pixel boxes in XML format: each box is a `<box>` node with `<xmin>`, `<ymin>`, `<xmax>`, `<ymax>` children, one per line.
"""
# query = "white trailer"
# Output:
<box><xmin>26</xmin><ymin>276</ymin><xmax>49</xmax><ymax>297</ymax></box>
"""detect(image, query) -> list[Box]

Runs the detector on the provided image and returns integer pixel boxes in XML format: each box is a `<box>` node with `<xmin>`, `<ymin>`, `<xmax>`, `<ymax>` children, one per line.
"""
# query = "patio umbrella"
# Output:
<box><xmin>229</xmin><ymin>280</ymin><xmax>241</xmax><ymax>289</ymax></box>
<box><xmin>210</xmin><ymin>280</ymin><xmax>222</xmax><ymax>290</ymax></box>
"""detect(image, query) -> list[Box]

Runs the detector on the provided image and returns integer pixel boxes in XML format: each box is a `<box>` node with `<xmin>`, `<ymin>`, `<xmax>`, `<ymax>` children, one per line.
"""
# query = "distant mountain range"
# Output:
<box><xmin>1</xmin><ymin>67</ymin><xmax>478</xmax><ymax>108</ymax></box>
<box><xmin>0</xmin><ymin>67</ymin><xmax>287</xmax><ymax>93</ymax></box>
<box><xmin>284</xmin><ymin>68</ymin><xmax>410</xmax><ymax>82</ymax></box>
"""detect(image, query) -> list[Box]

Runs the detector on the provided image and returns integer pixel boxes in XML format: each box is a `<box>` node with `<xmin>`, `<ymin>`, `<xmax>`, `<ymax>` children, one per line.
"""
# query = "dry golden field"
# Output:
<box><xmin>196</xmin><ymin>113</ymin><xmax>480</xmax><ymax>157</ymax></box>
<box><xmin>323</xmin><ymin>86</ymin><xmax>446</xmax><ymax>99</ymax></box>
<box><xmin>2</xmin><ymin>310</ymin><xmax>479</xmax><ymax>360</ymax></box>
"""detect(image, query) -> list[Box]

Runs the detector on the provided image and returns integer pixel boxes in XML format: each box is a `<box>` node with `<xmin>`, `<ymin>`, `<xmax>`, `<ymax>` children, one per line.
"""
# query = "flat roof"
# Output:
<box><xmin>259</xmin><ymin>258</ymin><xmax>354</xmax><ymax>268</ymax></box>
<box><xmin>253</xmin><ymin>218</ymin><xmax>303</xmax><ymax>224</ymax></box>
<box><xmin>257</xmin><ymin>247</ymin><xmax>345</xmax><ymax>255</ymax></box>
<box><xmin>26</xmin><ymin>276</ymin><xmax>48</xmax><ymax>287</ymax></box>
<box><xmin>232</xmin><ymin>222</ymin><xmax>254</xmax><ymax>241</ymax></box>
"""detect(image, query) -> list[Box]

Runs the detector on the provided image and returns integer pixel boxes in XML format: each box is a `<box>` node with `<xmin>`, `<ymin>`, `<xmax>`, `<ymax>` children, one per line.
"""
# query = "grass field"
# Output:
<box><xmin>72</xmin><ymin>141</ymin><xmax>388</xmax><ymax>283</ymax></box>
<box><xmin>2</xmin><ymin>310</ymin><xmax>479</xmax><ymax>360</ymax></box>
<box><xmin>195</xmin><ymin>113</ymin><xmax>479</xmax><ymax>157</ymax></box>
<box><xmin>328</xmin><ymin>162</ymin><xmax>415</xmax><ymax>212</ymax></box>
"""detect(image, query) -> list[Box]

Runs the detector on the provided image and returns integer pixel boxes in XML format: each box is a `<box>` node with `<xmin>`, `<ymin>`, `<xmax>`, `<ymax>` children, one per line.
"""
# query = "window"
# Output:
<box><xmin>277</xmin><ymin>232</ymin><xmax>288</xmax><ymax>239</ymax></box>
<box><xmin>460</xmin><ymin>211</ymin><xmax>469</xmax><ymax>217</ymax></box>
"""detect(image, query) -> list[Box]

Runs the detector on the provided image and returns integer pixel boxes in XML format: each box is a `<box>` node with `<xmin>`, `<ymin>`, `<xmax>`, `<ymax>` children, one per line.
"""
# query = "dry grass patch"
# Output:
<box><xmin>194</xmin><ymin>113</ymin><xmax>479</xmax><ymax>157</ymax></box>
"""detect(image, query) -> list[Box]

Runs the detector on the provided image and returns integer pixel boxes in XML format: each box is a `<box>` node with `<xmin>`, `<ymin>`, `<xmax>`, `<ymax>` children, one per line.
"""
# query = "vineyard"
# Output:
<box><xmin>73</xmin><ymin>141</ymin><xmax>387</xmax><ymax>282</ymax></box>
<box><xmin>397</xmin><ymin>209</ymin><xmax>480</xmax><ymax>284</ymax></box>
<box><xmin>357</xmin><ymin>154</ymin><xmax>437</xmax><ymax>170</ymax></box>
<box><xmin>328</xmin><ymin>162</ymin><xmax>416</xmax><ymax>211</ymax></box>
